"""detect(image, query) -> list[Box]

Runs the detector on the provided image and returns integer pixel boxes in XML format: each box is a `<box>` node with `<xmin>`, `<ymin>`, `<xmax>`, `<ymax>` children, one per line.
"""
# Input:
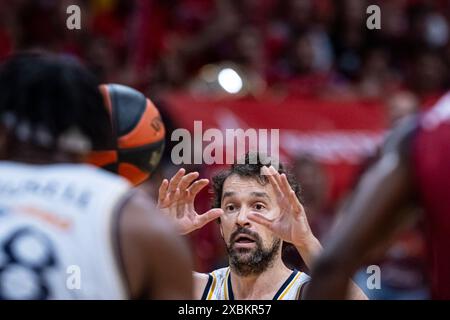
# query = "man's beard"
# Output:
<box><xmin>226</xmin><ymin>226</ymin><xmax>281</xmax><ymax>277</ymax></box>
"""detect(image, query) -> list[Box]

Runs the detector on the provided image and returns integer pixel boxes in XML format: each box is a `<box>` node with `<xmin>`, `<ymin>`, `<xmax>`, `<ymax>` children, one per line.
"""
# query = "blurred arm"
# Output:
<box><xmin>120</xmin><ymin>190</ymin><xmax>193</xmax><ymax>299</ymax></box>
<box><xmin>294</xmin><ymin>232</ymin><xmax>367</xmax><ymax>300</ymax></box>
<box><xmin>305</xmin><ymin>119</ymin><xmax>419</xmax><ymax>299</ymax></box>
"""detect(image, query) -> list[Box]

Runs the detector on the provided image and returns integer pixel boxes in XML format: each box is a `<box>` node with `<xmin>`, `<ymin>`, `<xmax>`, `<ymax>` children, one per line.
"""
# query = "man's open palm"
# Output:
<box><xmin>158</xmin><ymin>168</ymin><xmax>223</xmax><ymax>235</ymax></box>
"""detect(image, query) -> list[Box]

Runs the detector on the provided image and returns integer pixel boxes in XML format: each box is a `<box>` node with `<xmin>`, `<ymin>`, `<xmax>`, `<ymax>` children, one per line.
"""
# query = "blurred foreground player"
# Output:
<box><xmin>306</xmin><ymin>92</ymin><xmax>450</xmax><ymax>299</ymax></box>
<box><xmin>0</xmin><ymin>53</ymin><xmax>192</xmax><ymax>299</ymax></box>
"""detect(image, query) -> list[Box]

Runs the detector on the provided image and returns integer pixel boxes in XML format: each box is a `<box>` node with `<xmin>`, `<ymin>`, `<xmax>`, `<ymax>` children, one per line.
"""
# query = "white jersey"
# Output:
<box><xmin>0</xmin><ymin>161</ymin><xmax>132</xmax><ymax>299</ymax></box>
<box><xmin>201</xmin><ymin>267</ymin><xmax>310</xmax><ymax>300</ymax></box>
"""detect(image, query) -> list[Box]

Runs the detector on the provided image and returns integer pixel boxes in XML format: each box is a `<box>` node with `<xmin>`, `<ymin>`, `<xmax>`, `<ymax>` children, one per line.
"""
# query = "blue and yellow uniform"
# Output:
<box><xmin>201</xmin><ymin>267</ymin><xmax>310</xmax><ymax>300</ymax></box>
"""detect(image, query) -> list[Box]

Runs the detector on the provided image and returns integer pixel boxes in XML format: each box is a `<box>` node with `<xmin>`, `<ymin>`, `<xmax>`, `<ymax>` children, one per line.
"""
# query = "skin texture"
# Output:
<box><xmin>305</xmin><ymin>119</ymin><xmax>417</xmax><ymax>299</ymax></box>
<box><xmin>158</xmin><ymin>166</ymin><xmax>367</xmax><ymax>300</ymax></box>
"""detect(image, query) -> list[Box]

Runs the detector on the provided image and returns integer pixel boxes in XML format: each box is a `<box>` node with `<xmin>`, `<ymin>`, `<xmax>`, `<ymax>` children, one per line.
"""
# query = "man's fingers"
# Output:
<box><xmin>280</xmin><ymin>173</ymin><xmax>293</xmax><ymax>196</ymax></box>
<box><xmin>196</xmin><ymin>208</ymin><xmax>224</xmax><ymax>228</ymax></box>
<box><xmin>158</xmin><ymin>179</ymin><xmax>169</xmax><ymax>205</ymax></box>
<box><xmin>178</xmin><ymin>172</ymin><xmax>200</xmax><ymax>192</ymax></box>
<box><xmin>247</xmin><ymin>212</ymin><xmax>275</xmax><ymax>231</ymax></box>
<box><xmin>274</xmin><ymin>173</ymin><xmax>304</xmax><ymax>217</ymax></box>
<box><xmin>289</xmin><ymin>189</ymin><xmax>305</xmax><ymax>216</ymax></box>
<box><xmin>265</xmin><ymin>166</ymin><xmax>283</xmax><ymax>197</ymax></box>
<box><xmin>168</xmin><ymin>168</ymin><xmax>186</xmax><ymax>193</ymax></box>
<box><xmin>270</xmin><ymin>166</ymin><xmax>284</xmax><ymax>188</ymax></box>
<box><xmin>174</xmin><ymin>188</ymin><xmax>185</xmax><ymax>218</ymax></box>
<box><xmin>261</xmin><ymin>166</ymin><xmax>270</xmax><ymax>176</ymax></box>
<box><xmin>186</xmin><ymin>179</ymin><xmax>209</xmax><ymax>199</ymax></box>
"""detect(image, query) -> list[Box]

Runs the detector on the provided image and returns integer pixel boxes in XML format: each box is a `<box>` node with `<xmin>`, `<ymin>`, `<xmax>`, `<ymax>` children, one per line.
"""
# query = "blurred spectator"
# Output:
<box><xmin>407</xmin><ymin>50</ymin><xmax>448</xmax><ymax>101</ymax></box>
<box><xmin>2</xmin><ymin>0</ymin><xmax>448</xmax><ymax>101</ymax></box>
<box><xmin>331</xmin><ymin>0</ymin><xmax>370</xmax><ymax>80</ymax></box>
<box><xmin>357</xmin><ymin>46</ymin><xmax>401</xmax><ymax>99</ymax></box>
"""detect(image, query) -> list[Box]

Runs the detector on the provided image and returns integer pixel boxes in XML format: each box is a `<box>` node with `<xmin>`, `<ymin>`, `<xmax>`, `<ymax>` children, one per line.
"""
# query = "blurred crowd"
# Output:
<box><xmin>0</xmin><ymin>0</ymin><xmax>444</xmax><ymax>299</ymax></box>
<box><xmin>0</xmin><ymin>0</ymin><xmax>449</xmax><ymax>103</ymax></box>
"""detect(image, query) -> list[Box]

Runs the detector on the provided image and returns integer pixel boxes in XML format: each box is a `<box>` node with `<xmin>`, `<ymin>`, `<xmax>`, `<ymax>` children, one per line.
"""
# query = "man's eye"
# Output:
<box><xmin>225</xmin><ymin>204</ymin><xmax>236</xmax><ymax>212</ymax></box>
<box><xmin>254</xmin><ymin>203</ymin><xmax>265</xmax><ymax>210</ymax></box>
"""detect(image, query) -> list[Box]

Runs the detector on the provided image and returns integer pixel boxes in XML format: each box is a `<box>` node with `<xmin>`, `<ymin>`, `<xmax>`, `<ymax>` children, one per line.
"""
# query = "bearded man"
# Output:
<box><xmin>158</xmin><ymin>153</ymin><xmax>367</xmax><ymax>300</ymax></box>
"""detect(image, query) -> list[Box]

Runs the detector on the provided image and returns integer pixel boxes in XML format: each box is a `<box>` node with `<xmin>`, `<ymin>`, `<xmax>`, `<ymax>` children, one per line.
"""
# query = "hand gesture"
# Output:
<box><xmin>158</xmin><ymin>168</ymin><xmax>223</xmax><ymax>235</ymax></box>
<box><xmin>248</xmin><ymin>166</ymin><xmax>313</xmax><ymax>246</ymax></box>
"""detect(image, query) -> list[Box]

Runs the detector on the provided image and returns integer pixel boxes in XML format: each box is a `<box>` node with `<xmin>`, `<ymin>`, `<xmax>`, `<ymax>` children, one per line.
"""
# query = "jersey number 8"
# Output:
<box><xmin>0</xmin><ymin>227</ymin><xmax>57</xmax><ymax>300</ymax></box>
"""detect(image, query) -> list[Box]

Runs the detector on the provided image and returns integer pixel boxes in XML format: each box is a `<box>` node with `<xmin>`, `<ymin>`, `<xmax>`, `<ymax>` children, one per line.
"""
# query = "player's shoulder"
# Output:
<box><xmin>0</xmin><ymin>161</ymin><xmax>129</xmax><ymax>185</ymax></box>
<box><xmin>383</xmin><ymin>91</ymin><xmax>450</xmax><ymax>159</ymax></box>
<box><xmin>209</xmin><ymin>267</ymin><xmax>229</xmax><ymax>280</ymax></box>
<box><xmin>119</xmin><ymin>189</ymin><xmax>168</xmax><ymax>235</ymax></box>
<box><xmin>0</xmin><ymin>161</ymin><xmax>130</xmax><ymax>188</ymax></box>
<box><xmin>194</xmin><ymin>267</ymin><xmax>229</xmax><ymax>300</ymax></box>
<box><xmin>64</xmin><ymin>163</ymin><xmax>130</xmax><ymax>185</ymax></box>
<box><xmin>194</xmin><ymin>267</ymin><xmax>228</xmax><ymax>287</ymax></box>
<box><xmin>283</xmin><ymin>270</ymin><xmax>310</xmax><ymax>300</ymax></box>
<box><xmin>55</xmin><ymin>163</ymin><xmax>133</xmax><ymax>196</ymax></box>
<box><xmin>195</xmin><ymin>267</ymin><xmax>228</xmax><ymax>278</ymax></box>
<box><xmin>297</xmin><ymin>270</ymin><xmax>311</xmax><ymax>282</ymax></box>
<box><xmin>193</xmin><ymin>272</ymin><xmax>210</xmax><ymax>299</ymax></box>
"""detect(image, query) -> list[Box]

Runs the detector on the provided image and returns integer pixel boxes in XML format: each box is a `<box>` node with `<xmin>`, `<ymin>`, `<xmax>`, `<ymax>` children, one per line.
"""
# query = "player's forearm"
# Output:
<box><xmin>305</xmin><ymin>249</ymin><xmax>353</xmax><ymax>299</ymax></box>
<box><xmin>305</xmin><ymin>254</ymin><xmax>368</xmax><ymax>300</ymax></box>
<box><xmin>306</xmin><ymin>265</ymin><xmax>350</xmax><ymax>299</ymax></box>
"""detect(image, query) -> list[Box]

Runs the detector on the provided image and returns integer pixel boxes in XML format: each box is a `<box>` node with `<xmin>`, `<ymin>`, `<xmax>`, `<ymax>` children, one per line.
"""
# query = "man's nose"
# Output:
<box><xmin>236</xmin><ymin>206</ymin><xmax>251</xmax><ymax>227</ymax></box>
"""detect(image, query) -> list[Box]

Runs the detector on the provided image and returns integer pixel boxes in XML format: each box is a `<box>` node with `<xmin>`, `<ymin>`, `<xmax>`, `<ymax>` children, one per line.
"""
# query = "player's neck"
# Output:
<box><xmin>230</xmin><ymin>257</ymin><xmax>292</xmax><ymax>300</ymax></box>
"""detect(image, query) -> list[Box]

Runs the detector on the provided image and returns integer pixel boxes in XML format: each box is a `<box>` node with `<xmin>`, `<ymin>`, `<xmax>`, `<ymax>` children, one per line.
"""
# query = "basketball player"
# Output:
<box><xmin>0</xmin><ymin>53</ymin><xmax>192</xmax><ymax>299</ymax></box>
<box><xmin>158</xmin><ymin>154</ymin><xmax>367</xmax><ymax>300</ymax></box>
<box><xmin>305</xmin><ymin>92</ymin><xmax>450</xmax><ymax>300</ymax></box>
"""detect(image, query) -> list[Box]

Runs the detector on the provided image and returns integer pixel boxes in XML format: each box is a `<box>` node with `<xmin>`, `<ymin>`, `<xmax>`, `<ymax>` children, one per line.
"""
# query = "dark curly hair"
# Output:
<box><xmin>211</xmin><ymin>152</ymin><xmax>302</xmax><ymax>209</ymax></box>
<box><xmin>0</xmin><ymin>52</ymin><xmax>112</xmax><ymax>152</ymax></box>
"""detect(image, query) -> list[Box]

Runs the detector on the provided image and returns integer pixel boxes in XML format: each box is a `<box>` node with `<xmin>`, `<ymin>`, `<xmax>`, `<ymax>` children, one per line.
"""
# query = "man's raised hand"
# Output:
<box><xmin>248</xmin><ymin>166</ymin><xmax>313</xmax><ymax>247</ymax></box>
<box><xmin>157</xmin><ymin>168</ymin><xmax>224</xmax><ymax>235</ymax></box>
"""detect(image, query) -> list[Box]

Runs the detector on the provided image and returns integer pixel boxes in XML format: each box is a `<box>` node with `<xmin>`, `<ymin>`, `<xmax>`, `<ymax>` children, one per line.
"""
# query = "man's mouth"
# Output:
<box><xmin>234</xmin><ymin>234</ymin><xmax>256</xmax><ymax>245</ymax></box>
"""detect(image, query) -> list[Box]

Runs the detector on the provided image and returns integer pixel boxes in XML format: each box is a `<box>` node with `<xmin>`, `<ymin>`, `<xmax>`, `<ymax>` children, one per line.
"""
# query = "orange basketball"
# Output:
<box><xmin>87</xmin><ymin>84</ymin><xmax>165</xmax><ymax>186</ymax></box>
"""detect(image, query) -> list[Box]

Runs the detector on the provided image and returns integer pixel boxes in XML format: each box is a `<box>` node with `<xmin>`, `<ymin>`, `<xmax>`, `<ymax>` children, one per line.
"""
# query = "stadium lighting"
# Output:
<box><xmin>218</xmin><ymin>68</ymin><xmax>243</xmax><ymax>94</ymax></box>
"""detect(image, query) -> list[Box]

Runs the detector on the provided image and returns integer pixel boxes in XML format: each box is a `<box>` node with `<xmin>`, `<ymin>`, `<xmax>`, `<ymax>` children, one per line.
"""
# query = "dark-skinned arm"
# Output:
<box><xmin>119</xmin><ymin>190</ymin><xmax>193</xmax><ymax>299</ymax></box>
<box><xmin>305</xmin><ymin>118</ymin><xmax>419</xmax><ymax>299</ymax></box>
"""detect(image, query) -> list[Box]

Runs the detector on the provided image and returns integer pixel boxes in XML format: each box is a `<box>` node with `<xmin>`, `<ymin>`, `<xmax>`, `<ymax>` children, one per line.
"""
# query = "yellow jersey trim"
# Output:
<box><xmin>277</xmin><ymin>272</ymin><xmax>302</xmax><ymax>300</ymax></box>
<box><xmin>206</xmin><ymin>273</ymin><xmax>218</xmax><ymax>300</ymax></box>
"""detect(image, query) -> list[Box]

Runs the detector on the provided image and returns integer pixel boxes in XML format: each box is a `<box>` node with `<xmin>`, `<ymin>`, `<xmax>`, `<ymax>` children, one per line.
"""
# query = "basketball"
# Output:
<box><xmin>87</xmin><ymin>84</ymin><xmax>165</xmax><ymax>186</ymax></box>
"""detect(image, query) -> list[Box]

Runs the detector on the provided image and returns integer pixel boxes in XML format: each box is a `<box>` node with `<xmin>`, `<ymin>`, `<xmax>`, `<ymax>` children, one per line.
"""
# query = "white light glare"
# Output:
<box><xmin>218</xmin><ymin>68</ymin><xmax>243</xmax><ymax>94</ymax></box>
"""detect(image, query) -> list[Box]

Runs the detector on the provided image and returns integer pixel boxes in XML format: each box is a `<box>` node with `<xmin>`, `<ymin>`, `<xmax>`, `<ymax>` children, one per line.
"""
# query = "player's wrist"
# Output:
<box><xmin>293</xmin><ymin>232</ymin><xmax>322</xmax><ymax>253</ymax></box>
<box><xmin>292</xmin><ymin>233</ymin><xmax>322</xmax><ymax>269</ymax></box>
